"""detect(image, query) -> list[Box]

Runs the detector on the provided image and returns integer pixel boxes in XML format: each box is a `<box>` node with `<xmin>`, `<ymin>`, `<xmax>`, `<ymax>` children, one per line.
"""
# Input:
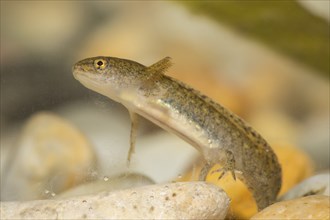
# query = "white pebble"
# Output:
<box><xmin>0</xmin><ymin>182</ymin><xmax>230</xmax><ymax>219</ymax></box>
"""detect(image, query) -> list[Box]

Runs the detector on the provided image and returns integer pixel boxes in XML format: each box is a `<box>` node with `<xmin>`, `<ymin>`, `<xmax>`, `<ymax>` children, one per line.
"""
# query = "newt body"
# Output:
<box><xmin>72</xmin><ymin>56</ymin><xmax>281</xmax><ymax>210</ymax></box>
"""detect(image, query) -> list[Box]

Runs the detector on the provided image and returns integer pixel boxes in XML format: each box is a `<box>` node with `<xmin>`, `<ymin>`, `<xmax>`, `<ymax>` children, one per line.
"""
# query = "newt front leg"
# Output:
<box><xmin>127</xmin><ymin>111</ymin><xmax>139</xmax><ymax>166</ymax></box>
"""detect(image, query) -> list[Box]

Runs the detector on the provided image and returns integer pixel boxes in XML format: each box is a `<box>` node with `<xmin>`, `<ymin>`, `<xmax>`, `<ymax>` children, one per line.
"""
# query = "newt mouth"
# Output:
<box><xmin>72</xmin><ymin>63</ymin><xmax>85</xmax><ymax>79</ymax></box>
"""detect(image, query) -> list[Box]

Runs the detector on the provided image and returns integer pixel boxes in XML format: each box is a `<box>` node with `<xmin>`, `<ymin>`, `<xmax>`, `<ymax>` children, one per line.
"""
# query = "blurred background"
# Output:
<box><xmin>0</xmin><ymin>0</ymin><xmax>329</xmax><ymax>204</ymax></box>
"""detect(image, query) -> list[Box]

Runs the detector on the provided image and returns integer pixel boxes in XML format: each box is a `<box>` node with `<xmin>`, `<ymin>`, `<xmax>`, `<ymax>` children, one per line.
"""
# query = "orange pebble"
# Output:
<box><xmin>178</xmin><ymin>143</ymin><xmax>314</xmax><ymax>219</ymax></box>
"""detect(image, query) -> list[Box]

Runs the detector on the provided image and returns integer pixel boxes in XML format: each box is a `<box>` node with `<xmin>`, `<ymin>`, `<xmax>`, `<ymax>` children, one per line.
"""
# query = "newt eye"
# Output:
<box><xmin>94</xmin><ymin>59</ymin><xmax>107</xmax><ymax>70</ymax></box>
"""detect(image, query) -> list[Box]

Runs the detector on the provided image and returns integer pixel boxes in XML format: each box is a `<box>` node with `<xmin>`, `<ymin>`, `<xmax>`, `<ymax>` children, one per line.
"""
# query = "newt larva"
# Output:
<box><xmin>72</xmin><ymin>56</ymin><xmax>282</xmax><ymax>210</ymax></box>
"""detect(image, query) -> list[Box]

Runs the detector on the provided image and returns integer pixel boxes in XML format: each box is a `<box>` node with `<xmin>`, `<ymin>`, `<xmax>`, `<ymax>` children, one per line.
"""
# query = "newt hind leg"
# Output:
<box><xmin>199</xmin><ymin>150</ymin><xmax>239</xmax><ymax>181</ymax></box>
<box><xmin>212</xmin><ymin>150</ymin><xmax>237</xmax><ymax>180</ymax></box>
<box><xmin>199</xmin><ymin>163</ymin><xmax>212</xmax><ymax>181</ymax></box>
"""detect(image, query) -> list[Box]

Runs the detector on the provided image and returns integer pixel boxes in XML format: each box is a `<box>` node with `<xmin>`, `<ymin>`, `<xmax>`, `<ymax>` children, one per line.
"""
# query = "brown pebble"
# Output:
<box><xmin>251</xmin><ymin>195</ymin><xmax>329</xmax><ymax>219</ymax></box>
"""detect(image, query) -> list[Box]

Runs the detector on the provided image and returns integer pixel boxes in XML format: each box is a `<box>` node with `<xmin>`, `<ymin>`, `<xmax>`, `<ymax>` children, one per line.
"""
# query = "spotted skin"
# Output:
<box><xmin>72</xmin><ymin>56</ymin><xmax>282</xmax><ymax>210</ymax></box>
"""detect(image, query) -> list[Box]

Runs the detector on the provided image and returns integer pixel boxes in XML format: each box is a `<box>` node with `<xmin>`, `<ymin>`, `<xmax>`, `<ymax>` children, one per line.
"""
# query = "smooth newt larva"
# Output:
<box><xmin>72</xmin><ymin>56</ymin><xmax>282</xmax><ymax>210</ymax></box>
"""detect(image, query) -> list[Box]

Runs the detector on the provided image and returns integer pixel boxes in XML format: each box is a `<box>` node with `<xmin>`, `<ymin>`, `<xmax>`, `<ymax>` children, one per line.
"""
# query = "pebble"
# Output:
<box><xmin>2</xmin><ymin>1</ymin><xmax>84</xmax><ymax>55</ymax></box>
<box><xmin>1</xmin><ymin>112</ymin><xmax>97</xmax><ymax>201</ymax></box>
<box><xmin>0</xmin><ymin>182</ymin><xmax>230</xmax><ymax>220</ymax></box>
<box><xmin>249</xmin><ymin>110</ymin><xmax>300</xmax><ymax>145</ymax></box>
<box><xmin>57</xmin><ymin>173</ymin><xmax>155</xmax><ymax>199</ymax></box>
<box><xmin>279</xmin><ymin>173</ymin><xmax>330</xmax><ymax>201</ymax></box>
<box><xmin>251</xmin><ymin>195</ymin><xmax>329</xmax><ymax>219</ymax></box>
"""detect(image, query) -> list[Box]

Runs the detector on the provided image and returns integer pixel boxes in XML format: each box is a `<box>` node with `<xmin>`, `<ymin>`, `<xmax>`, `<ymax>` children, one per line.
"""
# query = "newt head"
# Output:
<box><xmin>72</xmin><ymin>56</ymin><xmax>147</xmax><ymax>103</ymax></box>
<box><xmin>72</xmin><ymin>56</ymin><xmax>172</xmax><ymax>104</ymax></box>
<box><xmin>73</xmin><ymin>56</ymin><xmax>109</xmax><ymax>85</ymax></box>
